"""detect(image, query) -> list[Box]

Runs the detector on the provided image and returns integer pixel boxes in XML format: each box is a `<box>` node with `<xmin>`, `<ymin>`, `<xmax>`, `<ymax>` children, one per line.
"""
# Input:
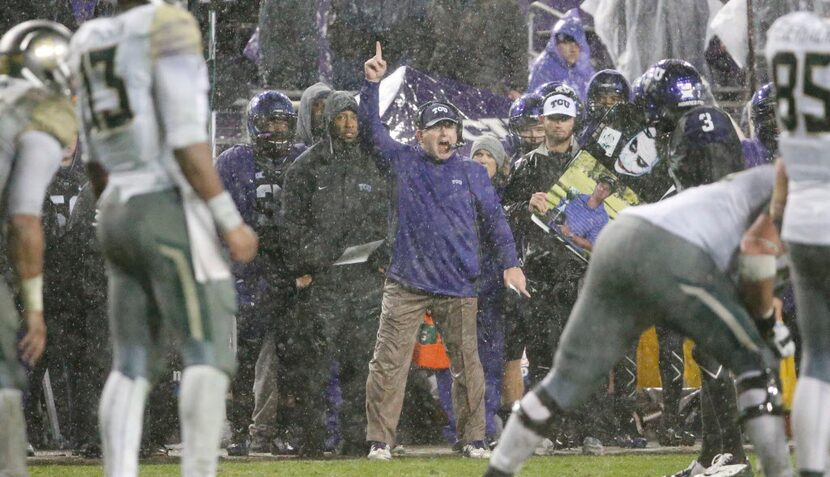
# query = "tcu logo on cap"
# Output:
<box><xmin>550</xmin><ymin>97</ymin><xmax>572</xmax><ymax>108</ymax></box>
<box><xmin>543</xmin><ymin>94</ymin><xmax>577</xmax><ymax>116</ymax></box>
<box><xmin>431</xmin><ymin>105</ymin><xmax>449</xmax><ymax>114</ymax></box>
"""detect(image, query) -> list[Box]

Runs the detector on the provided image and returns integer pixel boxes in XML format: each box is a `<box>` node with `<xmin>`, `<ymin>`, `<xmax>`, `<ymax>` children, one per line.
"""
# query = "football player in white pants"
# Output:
<box><xmin>486</xmin><ymin>167</ymin><xmax>794</xmax><ymax>477</ymax></box>
<box><xmin>767</xmin><ymin>10</ymin><xmax>830</xmax><ymax>477</ymax></box>
<box><xmin>0</xmin><ymin>19</ymin><xmax>77</xmax><ymax>477</ymax></box>
<box><xmin>70</xmin><ymin>1</ymin><xmax>257</xmax><ymax>475</ymax></box>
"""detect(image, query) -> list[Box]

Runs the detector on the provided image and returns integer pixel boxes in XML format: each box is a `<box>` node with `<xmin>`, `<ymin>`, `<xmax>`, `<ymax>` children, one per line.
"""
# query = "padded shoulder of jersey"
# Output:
<box><xmin>23</xmin><ymin>90</ymin><xmax>77</xmax><ymax>148</ymax></box>
<box><xmin>766</xmin><ymin>11</ymin><xmax>830</xmax><ymax>56</ymax></box>
<box><xmin>149</xmin><ymin>3</ymin><xmax>202</xmax><ymax>61</ymax></box>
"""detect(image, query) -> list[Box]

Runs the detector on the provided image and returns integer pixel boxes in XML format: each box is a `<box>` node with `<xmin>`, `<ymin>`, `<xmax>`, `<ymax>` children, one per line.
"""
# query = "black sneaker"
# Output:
<box><xmin>226</xmin><ymin>439</ymin><xmax>250</xmax><ymax>457</ymax></box>
<box><xmin>610</xmin><ymin>434</ymin><xmax>648</xmax><ymax>449</ymax></box>
<box><xmin>74</xmin><ymin>442</ymin><xmax>102</xmax><ymax>459</ymax></box>
<box><xmin>139</xmin><ymin>444</ymin><xmax>169</xmax><ymax>458</ymax></box>
<box><xmin>270</xmin><ymin>436</ymin><xmax>298</xmax><ymax>456</ymax></box>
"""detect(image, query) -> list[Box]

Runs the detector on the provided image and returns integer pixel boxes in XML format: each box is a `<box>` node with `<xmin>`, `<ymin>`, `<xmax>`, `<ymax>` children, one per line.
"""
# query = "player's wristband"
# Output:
<box><xmin>207</xmin><ymin>191</ymin><xmax>243</xmax><ymax>233</ymax></box>
<box><xmin>737</xmin><ymin>254</ymin><xmax>776</xmax><ymax>282</ymax></box>
<box><xmin>20</xmin><ymin>275</ymin><xmax>43</xmax><ymax>312</ymax></box>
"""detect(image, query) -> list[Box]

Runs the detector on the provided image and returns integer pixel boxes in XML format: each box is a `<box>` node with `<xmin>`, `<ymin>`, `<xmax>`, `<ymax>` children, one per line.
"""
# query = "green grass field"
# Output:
<box><xmin>29</xmin><ymin>453</ymin><xmax>707</xmax><ymax>476</ymax></box>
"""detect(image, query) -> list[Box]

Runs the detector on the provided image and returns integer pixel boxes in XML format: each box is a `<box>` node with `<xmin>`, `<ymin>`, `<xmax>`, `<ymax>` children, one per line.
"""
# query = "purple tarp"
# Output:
<box><xmin>71</xmin><ymin>0</ymin><xmax>98</xmax><ymax>24</ymax></box>
<box><xmin>374</xmin><ymin>66</ymin><xmax>513</xmax><ymax>158</ymax></box>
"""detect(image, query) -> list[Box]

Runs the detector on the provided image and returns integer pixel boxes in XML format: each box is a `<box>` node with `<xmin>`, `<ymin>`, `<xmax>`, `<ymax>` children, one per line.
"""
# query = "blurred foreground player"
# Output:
<box><xmin>767</xmin><ymin>11</ymin><xmax>830</xmax><ymax>477</ymax></box>
<box><xmin>486</xmin><ymin>166</ymin><xmax>793</xmax><ymax>477</ymax></box>
<box><xmin>0</xmin><ymin>20</ymin><xmax>77</xmax><ymax>477</ymax></box>
<box><xmin>70</xmin><ymin>1</ymin><xmax>257</xmax><ymax>476</ymax></box>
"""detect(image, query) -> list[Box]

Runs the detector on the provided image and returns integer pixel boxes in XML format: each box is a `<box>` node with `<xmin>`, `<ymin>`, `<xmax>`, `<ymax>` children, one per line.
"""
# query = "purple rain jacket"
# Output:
<box><xmin>527</xmin><ymin>8</ymin><xmax>594</xmax><ymax>100</ymax></box>
<box><xmin>358</xmin><ymin>80</ymin><xmax>520</xmax><ymax>297</ymax></box>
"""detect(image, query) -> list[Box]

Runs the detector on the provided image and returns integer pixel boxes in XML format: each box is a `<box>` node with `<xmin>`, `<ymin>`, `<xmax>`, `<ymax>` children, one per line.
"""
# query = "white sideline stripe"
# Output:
<box><xmin>679</xmin><ymin>284</ymin><xmax>759</xmax><ymax>353</ymax></box>
<box><xmin>158</xmin><ymin>244</ymin><xmax>204</xmax><ymax>341</ymax></box>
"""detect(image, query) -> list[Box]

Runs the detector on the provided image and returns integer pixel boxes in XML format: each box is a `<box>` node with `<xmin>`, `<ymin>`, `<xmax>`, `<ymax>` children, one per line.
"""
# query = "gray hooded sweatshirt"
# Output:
<box><xmin>296</xmin><ymin>82</ymin><xmax>332</xmax><ymax>147</ymax></box>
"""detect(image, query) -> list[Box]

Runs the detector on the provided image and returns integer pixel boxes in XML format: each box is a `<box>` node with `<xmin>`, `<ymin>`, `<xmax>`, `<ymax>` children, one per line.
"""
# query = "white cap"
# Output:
<box><xmin>542</xmin><ymin>94</ymin><xmax>577</xmax><ymax>117</ymax></box>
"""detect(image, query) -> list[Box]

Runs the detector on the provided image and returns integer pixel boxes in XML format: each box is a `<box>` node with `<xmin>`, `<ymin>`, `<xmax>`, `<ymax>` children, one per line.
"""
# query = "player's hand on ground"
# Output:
<box><xmin>19</xmin><ymin>310</ymin><xmax>46</xmax><ymax>366</ymax></box>
<box><xmin>225</xmin><ymin>224</ymin><xmax>258</xmax><ymax>263</ymax></box>
<box><xmin>504</xmin><ymin>267</ymin><xmax>531</xmax><ymax>298</ymax></box>
<box><xmin>529</xmin><ymin>192</ymin><xmax>550</xmax><ymax>214</ymax></box>
<box><xmin>364</xmin><ymin>41</ymin><xmax>387</xmax><ymax>82</ymax></box>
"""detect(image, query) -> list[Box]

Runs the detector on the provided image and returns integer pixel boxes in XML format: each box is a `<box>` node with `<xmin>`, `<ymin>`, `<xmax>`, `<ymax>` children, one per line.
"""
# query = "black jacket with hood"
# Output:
<box><xmin>502</xmin><ymin>139</ymin><xmax>584</xmax><ymax>279</ymax></box>
<box><xmin>282</xmin><ymin>91</ymin><xmax>389</xmax><ymax>284</ymax></box>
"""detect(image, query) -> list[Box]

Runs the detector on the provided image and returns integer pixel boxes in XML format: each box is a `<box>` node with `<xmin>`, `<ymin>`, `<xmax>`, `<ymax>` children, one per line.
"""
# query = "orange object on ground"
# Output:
<box><xmin>412</xmin><ymin>313</ymin><xmax>451</xmax><ymax>370</ymax></box>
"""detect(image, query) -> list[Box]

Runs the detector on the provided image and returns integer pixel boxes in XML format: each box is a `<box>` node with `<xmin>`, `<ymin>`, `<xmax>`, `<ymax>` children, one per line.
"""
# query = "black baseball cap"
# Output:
<box><xmin>419</xmin><ymin>102</ymin><xmax>461</xmax><ymax>129</ymax></box>
<box><xmin>555</xmin><ymin>32</ymin><xmax>577</xmax><ymax>44</ymax></box>
<box><xmin>598</xmin><ymin>175</ymin><xmax>618</xmax><ymax>190</ymax></box>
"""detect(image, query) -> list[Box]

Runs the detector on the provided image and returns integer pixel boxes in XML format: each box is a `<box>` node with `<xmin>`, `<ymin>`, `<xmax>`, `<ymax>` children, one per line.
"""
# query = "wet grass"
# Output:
<box><xmin>30</xmin><ymin>453</ymin><xmax>704</xmax><ymax>476</ymax></box>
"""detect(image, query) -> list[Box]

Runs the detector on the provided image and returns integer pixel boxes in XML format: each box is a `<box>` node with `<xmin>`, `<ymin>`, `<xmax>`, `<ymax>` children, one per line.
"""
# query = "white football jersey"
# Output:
<box><xmin>69</xmin><ymin>2</ymin><xmax>209</xmax><ymax>200</ymax></box>
<box><xmin>765</xmin><ymin>11</ymin><xmax>830</xmax><ymax>245</ymax></box>
<box><xmin>622</xmin><ymin>166</ymin><xmax>774</xmax><ymax>273</ymax></box>
<box><xmin>0</xmin><ymin>76</ymin><xmax>76</xmax><ymax>216</ymax></box>
<box><xmin>70</xmin><ymin>4</ymin><xmax>231</xmax><ymax>282</ymax></box>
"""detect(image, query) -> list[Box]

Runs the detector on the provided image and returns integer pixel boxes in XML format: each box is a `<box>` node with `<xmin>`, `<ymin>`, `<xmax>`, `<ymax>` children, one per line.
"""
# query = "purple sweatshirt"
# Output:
<box><xmin>527</xmin><ymin>8</ymin><xmax>594</xmax><ymax>100</ymax></box>
<box><xmin>359</xmin><ymin>80</ymin><xmax>519</xmax><ymax>297</ymax></box>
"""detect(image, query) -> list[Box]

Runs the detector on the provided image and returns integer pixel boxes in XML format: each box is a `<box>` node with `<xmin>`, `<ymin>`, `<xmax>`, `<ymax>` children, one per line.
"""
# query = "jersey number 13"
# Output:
<box><xmin>80</xmin><ymin>46</ymin><xmax>134</xmax><ymax>132</ymax></box>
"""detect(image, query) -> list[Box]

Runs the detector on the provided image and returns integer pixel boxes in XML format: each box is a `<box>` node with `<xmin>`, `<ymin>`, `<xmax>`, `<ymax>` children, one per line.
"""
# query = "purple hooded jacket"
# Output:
<box><xmin>527</xmin><ymin>8</ymin><xmax>594</xmax><ymax>100</ymax></box>
<box><xmin>359</xmin><ymin>80</ymin><xmax>519</xmax><ymax>297</ymax></box>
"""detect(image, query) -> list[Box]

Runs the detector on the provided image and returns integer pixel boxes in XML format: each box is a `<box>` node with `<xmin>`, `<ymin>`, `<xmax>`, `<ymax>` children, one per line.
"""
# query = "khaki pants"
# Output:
<box><xmin>366</xmin><ymin>280</ymin><xmax>485</xmax><ymax>445</ymax></box>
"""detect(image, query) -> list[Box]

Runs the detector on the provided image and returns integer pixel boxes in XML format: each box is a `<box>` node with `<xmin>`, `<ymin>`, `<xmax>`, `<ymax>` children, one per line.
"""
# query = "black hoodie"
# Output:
<box><xmin>281</xmin><ymin>91</ymin><xmax>389</xmax><ymax>281</ymax></box>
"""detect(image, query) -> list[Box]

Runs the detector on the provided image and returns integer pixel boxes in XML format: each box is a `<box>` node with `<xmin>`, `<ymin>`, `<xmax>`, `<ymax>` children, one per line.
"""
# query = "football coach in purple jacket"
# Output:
<box><xmin>360</xmin><ymin>43</ymin><xmax>530</xmax><ymax>460</ymax></box>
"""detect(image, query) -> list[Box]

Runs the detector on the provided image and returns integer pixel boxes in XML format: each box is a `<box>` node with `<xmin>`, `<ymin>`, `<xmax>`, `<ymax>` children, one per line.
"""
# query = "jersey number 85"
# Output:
<box><xmin>771</xmin><ymin>51</ymin><xmax>830</xmax><ymax>134</ymax></box>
